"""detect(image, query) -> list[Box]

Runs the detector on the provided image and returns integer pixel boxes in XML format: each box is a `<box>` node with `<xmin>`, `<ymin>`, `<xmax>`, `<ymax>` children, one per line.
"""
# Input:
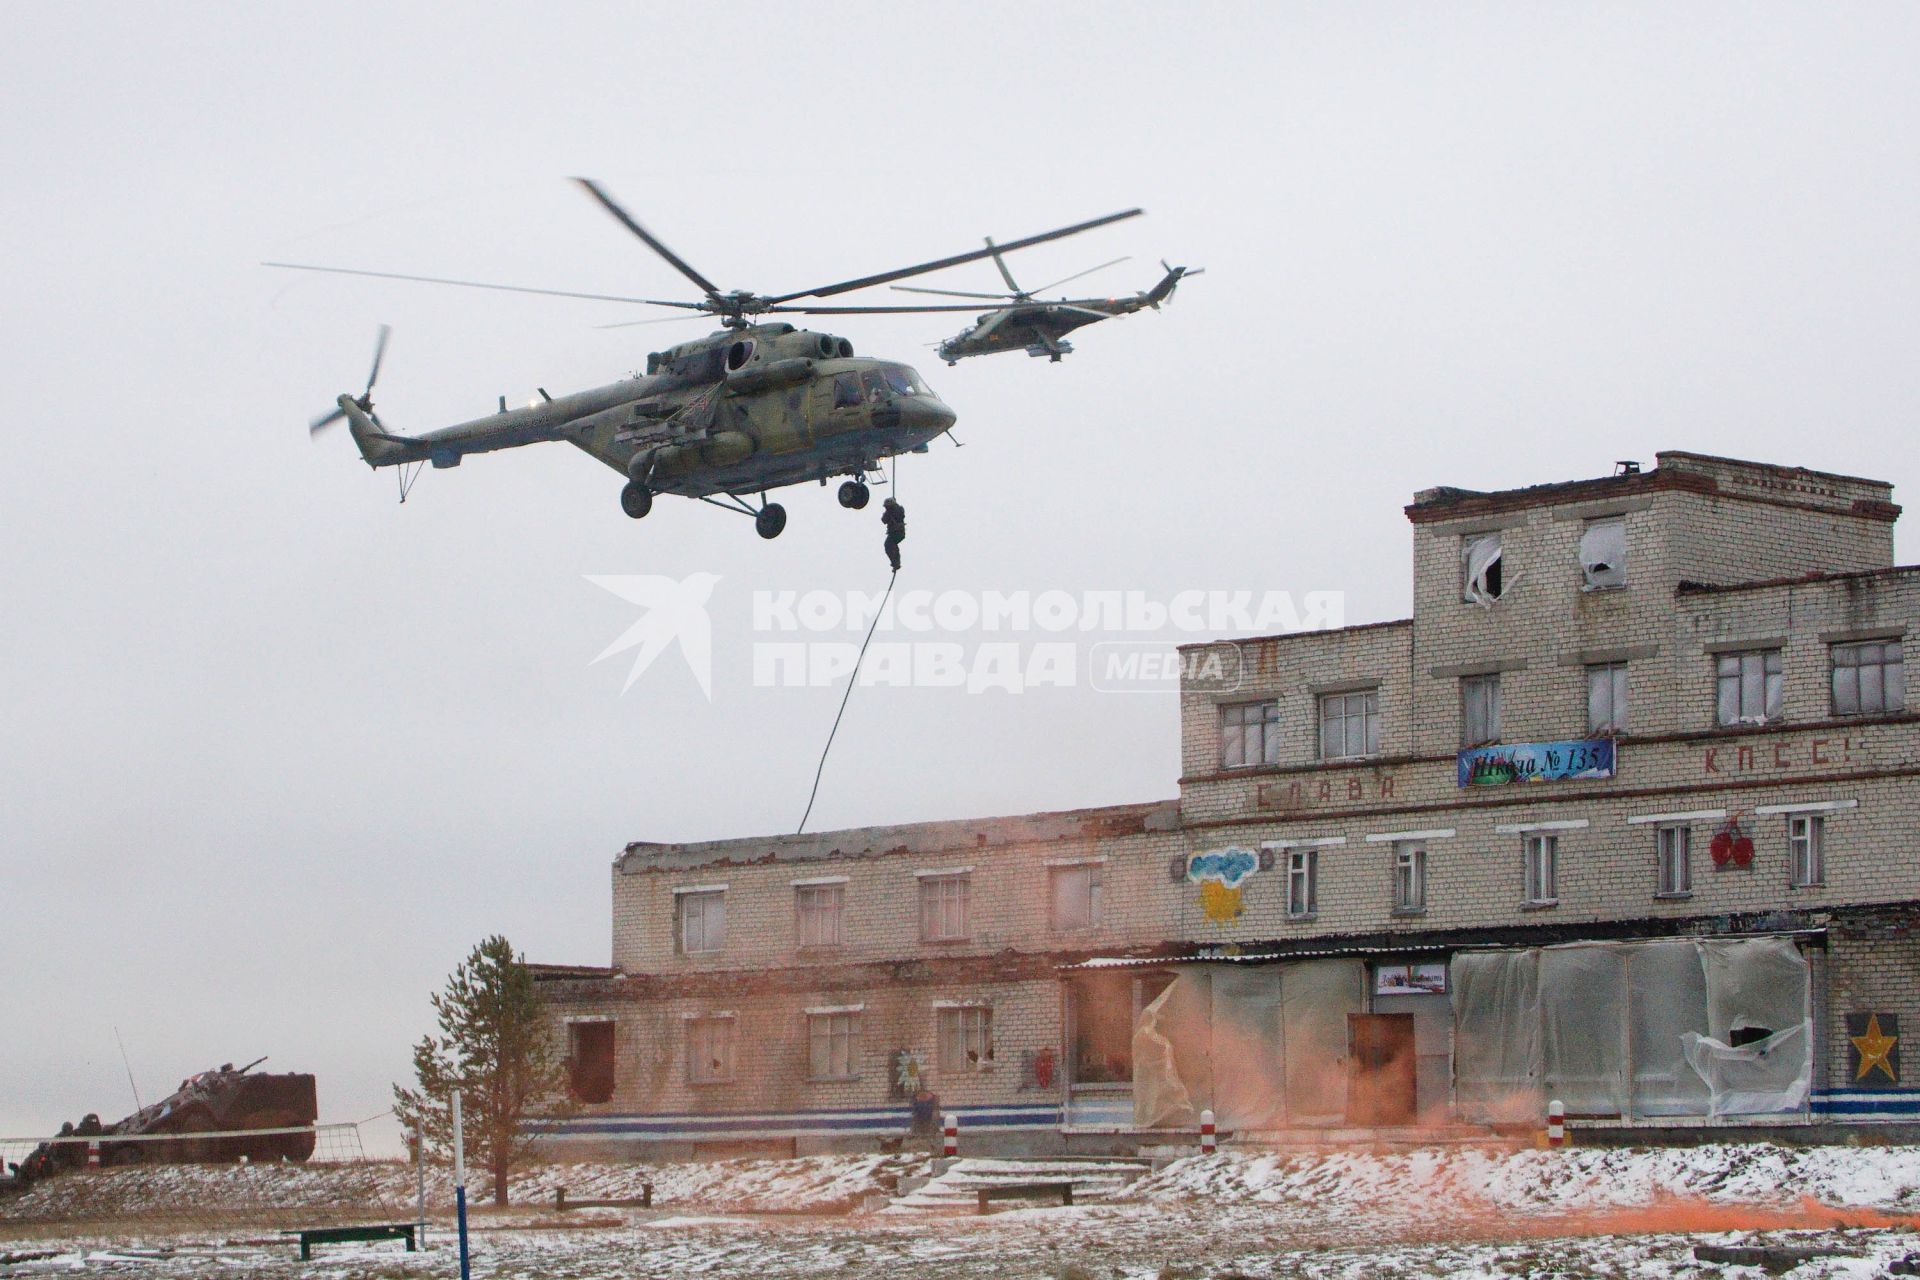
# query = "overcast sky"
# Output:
<box><xmin>4</xmin><ymin>4</ymin><xmax>1917</xmax><ymax>1152</ymax></box>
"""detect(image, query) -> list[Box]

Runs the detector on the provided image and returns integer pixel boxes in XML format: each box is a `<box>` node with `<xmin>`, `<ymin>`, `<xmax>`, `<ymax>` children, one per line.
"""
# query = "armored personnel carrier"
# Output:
<box><xmin>6</xmin><ymin>1058</ymin><xmax>317</xmax><ymax>1186</ymax></box>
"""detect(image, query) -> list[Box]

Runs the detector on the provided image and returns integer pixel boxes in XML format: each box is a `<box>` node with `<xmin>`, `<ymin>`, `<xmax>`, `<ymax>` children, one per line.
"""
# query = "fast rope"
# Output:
<box><xmin>796</xmin><ymin>566</ymin><xmax>896</xmax><ymax>834</ymax></box>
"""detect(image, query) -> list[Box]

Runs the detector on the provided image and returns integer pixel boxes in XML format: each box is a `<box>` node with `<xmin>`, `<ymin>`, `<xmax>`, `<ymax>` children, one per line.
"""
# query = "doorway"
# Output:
<box><xmin>1345</xmin><ymin>1013</ymin><xmax>1417</xmax><ymax>1125</ymax></box>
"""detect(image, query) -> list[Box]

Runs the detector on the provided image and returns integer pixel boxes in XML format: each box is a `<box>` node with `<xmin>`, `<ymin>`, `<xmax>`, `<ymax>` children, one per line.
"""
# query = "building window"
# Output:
<box><xmin>1461</xmin><ymin>673</ymin><xmax>1501</xmax><ymax>747</ymax></box>
<box><xmin>676</xmin><ymin>890</ymin><xmax>726</xmax><ymax>955</ymax></box>
<box><xmin>1523</xmin><ymin>834</ymin><xmax>1558</xmax><ymax>905</ymax></box>
<box><xmin>685</xmin><ymin>1016</ymin><xmax>735</xmax><ymax>1084</ymax></box>
<box><xmin>567</xmin><ymin>1021</ymin><xmax>615</xmax><ymax>1104</ymax></box>
<box><xmin>807</xmin><ymin>1011</ymin><xmax>859</xmax><ymax>1079</ymax></box>
<box><xmin>1049</xmin><ymin>863</ymin><xmax>1102</xmax><ymax>931</ymax></box>
<box><xmin>1831</xmin><ymin>641</ymin><xmax>1904</xmax><ymax>716</ymax></box>
<box><xmin>1319</xmin><ymin>689</ymin><xmax>1381</xmax><ymax>759</ymax></box>
<box><xmin>1716</xmin><ymin>650</ymin><xmax>1783</xmax><ymax>725</ymax></box>
<box><xmin>1220</xmin><ymin>700</ymin><xmax>1280</xmax><ymax>768</ymax></box>
<box><xmin>919</xmin><ymin>874</ymin><xmax>971</xmax><ymax>942</ymax></box>
<box><xmin>1656</xmin><ymin>826</ymin><xmax>1692</xmax><ymax>897</ymax></box>
<box><xmin>937</xmin><ymin>1005</ymin><xmax>993</xmax><ymax>1072</ymax></box>
<box><xmin>795</xmin><ymin>883</ymin><xmax>845</xmax><ymax>949</ymax></box>
<box><xmin>1788</xmin><ymin>814</ymin><xmax>1825</xmax><ymax>888</ymax></box>
<box><xmin>1587</xmin><ymin>662</ymin><xmax>1628</xmax><ymax>735</ymax></box>
<box><xmin>1579</xmin><ymin>517</ymin><xmax>1626</xmax><ymax>590</ymax></box>
<box><xmin>1462</xmin><ymin>532</ymin><xmax>1504</xmax><ymax>604</ymax></box>
<box><xmin>1391</xmin><ymin>843</ymin><xmax>1426</xmax><ymax>914</ymax></box>
<box><xmin>1287</xmin><ymin>849</ymin><xmax>1318</xmax><ymax>917</ymax></box>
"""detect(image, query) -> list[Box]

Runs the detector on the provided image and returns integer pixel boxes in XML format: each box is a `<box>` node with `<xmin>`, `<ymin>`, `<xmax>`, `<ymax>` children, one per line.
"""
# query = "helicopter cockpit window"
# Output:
<box><xmin>833</xmin><ymin>374</ymin><xmax>862</xmax><ymax>408</ymax></box>
<box><xmin>861</xmin><ymin>369</ymin><xmax>890</xmax><ymax>401</ymax></box>
<box><xmin>882</xmin><ymin>366</ymin><xmax>925</xmax><ymax>397</ymax></box>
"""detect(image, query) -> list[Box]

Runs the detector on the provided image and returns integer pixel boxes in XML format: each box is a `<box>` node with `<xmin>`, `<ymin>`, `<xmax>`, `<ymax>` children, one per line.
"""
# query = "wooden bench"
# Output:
<box><xmin>287</xmin><ymin>1223</ymin><xmax>416</xmax><ymax>1261</ymax></box>
<box><xmin>555</xmin><ymin>1184</ymin><xmax>653</xmax><ymax>1211</ymax></box>
<box><xmin>975</xmin><ymin>1181</ymin><xmax>1074</xmax><ymax>1214</ymax></box>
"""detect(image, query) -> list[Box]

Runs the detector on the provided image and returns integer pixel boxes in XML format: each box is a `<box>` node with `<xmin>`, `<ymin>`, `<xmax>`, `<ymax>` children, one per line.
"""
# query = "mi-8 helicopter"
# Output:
<box><xmin>896</xmin><ymin>245</ymin><xmax>1201</xmax><ymax>364</ymax></box>
<box><xmin>278</xmin><ymin>180</ymin><xmax>1140</xmax><ymax>538</ymax></box>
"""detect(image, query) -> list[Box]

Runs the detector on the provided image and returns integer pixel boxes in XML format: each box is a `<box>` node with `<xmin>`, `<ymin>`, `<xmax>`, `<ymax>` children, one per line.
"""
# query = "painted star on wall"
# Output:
<box><xmin>1852</xmin><ymin>1013</ymin><xmax>1900</xmax><ymax>1083</ymax></box>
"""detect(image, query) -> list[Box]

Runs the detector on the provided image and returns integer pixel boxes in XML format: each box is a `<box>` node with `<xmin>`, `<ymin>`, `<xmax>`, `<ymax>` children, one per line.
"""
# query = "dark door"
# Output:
<box><xmin>1346</xmin><ymin>1013</ymin><xmax>1417</xmax><ymax>1126</ymax></box>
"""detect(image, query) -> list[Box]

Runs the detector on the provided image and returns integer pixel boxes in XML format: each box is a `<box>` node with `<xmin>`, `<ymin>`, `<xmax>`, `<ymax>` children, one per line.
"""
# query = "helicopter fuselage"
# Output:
<box><xmin>341</xmin><ymin>324</ymin><xmax>954</xmax><ymax>501</ymax></box>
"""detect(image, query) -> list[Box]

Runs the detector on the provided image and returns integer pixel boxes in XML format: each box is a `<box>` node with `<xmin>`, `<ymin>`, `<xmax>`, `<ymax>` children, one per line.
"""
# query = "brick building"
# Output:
<box><xmin>533</xmin><ymin>451</ymin><xmax>1918</xmax><ymax>1155</ymax></box>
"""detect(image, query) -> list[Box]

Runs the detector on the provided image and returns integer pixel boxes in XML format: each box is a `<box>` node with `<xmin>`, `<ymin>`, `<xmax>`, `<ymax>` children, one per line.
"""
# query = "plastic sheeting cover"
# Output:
<box><xmin>1209</xmin><ymin>966</ymin><xmax>1289</xmax><ymax>1130</ymax></box>
<box><xmin>1281</xmin><ymin>959</ymin><xmax>1364</xmax><ymax>1125</ymax></box>
<box><xmin>1451</xmin><ymin>949</ymin><xmax>1541</xmax><ymax>1123</ymax></box>
<box><xmin>1627</xmin><ymin>940</ymin><xmax>1712</xmax><ymax>1117</ymax></box>
<box><xmin>1540</xmin><ymin>944</ymin><xmax>1628</xmax><ymax>1116</ymax></box>
<box><xmin>1579</xmin><ymin>519</ymin><xmax>1626</xmax><ymax>589</ymax></box>
<box><xmin>1682</xmin><ymin>1024</ymin><xmax>1812</xmax><ymax>1116</ymax></box>
<box><xmin>1132</xmin><ymin>967</ymin><xmax>1212</xmax><ymax>1128</ymax></box>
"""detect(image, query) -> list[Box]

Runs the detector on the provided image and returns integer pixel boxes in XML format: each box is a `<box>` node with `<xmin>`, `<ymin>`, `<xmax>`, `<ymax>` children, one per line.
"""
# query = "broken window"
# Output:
<box><xmin>1286</xmin><ymin>849</ymin><xmax>1317</xmax><ymax>917</ymax></box>
<box><xmin>919</xmin><ymin>874</ymin><xmax>971</xmax><ymax>941</ymax></box>
<box><xmin>1461</xmin><ymin>673</ymin><xmax>1501</xmax><ymax>747</ymax></box>
<box><xmin>1523</xmin><ymin>834</ymin><xmax>1558</xmax><ymax>905</ymax></box>
<box><xmin>685</xmin><ymin>1015</ymin><xmax>735</xmax><ymax>1084</ymax></box>
<box><xmin>1657</xmin><ymin>826</ymin><xmax>1692</xmax><ymax>897</ymax></box>
<box><xmin>1716</xmin><ymin>650</ymin><xmax>1782</xmax><ymax>725</ymax></box>
<box><xmin>567</xmin><ymin>1021</ymin><xmax>615</xmax><ymax>1104</ymax></box>
<box><xmin>676</xmin><ymin>890</ymin><xmax>726</xmax><ymax>955</ymax></box>
<box><xmin>1788</xmin><ymin>814</ymin><xmax>1825</xmax><ymax>888</ymax></box>
<box><xmin>1831</xmin><ymin>640</ymin><xmax>1904</xmax><ymax>716</ymax></box>
<box><xmin>1049</xmin><ymin>864</ymin><xmax>1102</xmax><ymax>931</ymax></box>
<box><xmin>1392</xmin><ymin>842</ymin><xmax>1426</xmax><ymax>913</ymax></box>
<box><xmin>807</xmin><ymin>1012</ymin><xmax>859</xmax><ymax>1079</ymax></box>
<box><xmin>794</xmin><ymin>883</ymin><xmax>845</xmax><ymax>949</ymax></box>
<box><xmin>1587</xmin><ymin>662</ymin><xmax>1628</xmax><ymax>735</ymax></box>
<box><xmin>1461</xmin><ymin>532</ymin><xmax>1505</xmax><ymax>605</ymax></box>
<box><xmin>1579</xmin><ymin>517</ymin><xmax>1627</xmax><ymax>590</ymax></box>
<box><xmin>937</xmin><ymin>1005</ymin><xmax>993</xmax><ymax>1072</ymax></box>
<box><xmin>1318</xmin><ymin>689</ymin><xmax>1380</xmax><ymax>759</ymax></box>
<box><xmin>1219</xmin><ymin>700</ymin><xmax>1280</xmax><ymax>768</ymax></box>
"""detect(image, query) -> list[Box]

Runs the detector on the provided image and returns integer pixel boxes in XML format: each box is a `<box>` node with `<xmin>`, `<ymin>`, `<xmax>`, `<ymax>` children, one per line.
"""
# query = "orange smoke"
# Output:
<box><xmin>1418</xmin><ymin>1194</ymin><xmax>1920</xmax><ymax>1244</ymax></box>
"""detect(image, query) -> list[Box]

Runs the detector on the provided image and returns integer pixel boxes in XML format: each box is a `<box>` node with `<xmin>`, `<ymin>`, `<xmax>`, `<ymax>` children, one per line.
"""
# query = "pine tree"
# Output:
<box><xmin>393</xmin><ymin>935</ymin><xmax>570</xmax><ymax>1206</ymax></box>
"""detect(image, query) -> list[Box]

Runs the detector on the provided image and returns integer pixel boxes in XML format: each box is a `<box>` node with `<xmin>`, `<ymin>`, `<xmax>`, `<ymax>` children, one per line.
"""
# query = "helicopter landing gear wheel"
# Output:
<box><xmin>837</xmin><ymin>480</ymin><xmax>870</xmax><ymax>510</ymax></box>
<box><xmin>755</xmin><ymin>503</ymin><xmax>787</xmax><ymax>539</ymax></box>
<box><xmin>619</xmin><ymin>482</ymin><xmax>652</xmax><ymax>519</ymax></box>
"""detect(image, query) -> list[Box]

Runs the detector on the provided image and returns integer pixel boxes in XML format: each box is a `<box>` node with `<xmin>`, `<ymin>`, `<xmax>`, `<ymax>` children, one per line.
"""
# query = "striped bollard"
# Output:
<box><xmin>1200</xmin><ymin>1109</ymin><xmax>1217</xmax><ymax>1155</ymax></box>
<box><xmin>86</xmin><ymin>1141</ymin><xmax>100</xmax><ymax>1169</ymax></box>
<box><xmin>942</xmin><ymin>1113</ymin><xmax>958</xmax><ymax>1158</ymax></box>
<box><xmin>1546</xmin><ymin>1099</ymin><xmax>1566</xmax><ymax>1148</ymax></box>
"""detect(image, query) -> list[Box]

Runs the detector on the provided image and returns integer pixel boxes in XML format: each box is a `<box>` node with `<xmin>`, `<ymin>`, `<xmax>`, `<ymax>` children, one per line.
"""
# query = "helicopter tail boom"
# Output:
<box><xmin>1142</xmin><ymin>264</ymin><xmax>1188</xmax><ymax>307</ymax></box>
<box><xmin>337</xmin><ymin>396</ymin><xmax>415</xmax><ymax>468</ymax></box>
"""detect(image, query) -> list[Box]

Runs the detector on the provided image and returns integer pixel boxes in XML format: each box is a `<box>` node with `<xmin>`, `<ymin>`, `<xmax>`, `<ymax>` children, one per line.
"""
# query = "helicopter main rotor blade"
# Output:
<box><xmin>889</xmin><ymin>286</ymin><xmax>1016</xmax><ymax>300</ymax></box>
<box><xmin>596</xmin><ymin>312</ymin><xmax>725</xmax><ymax>331</ymax></box>
<box><xmin>765</xmin><ymin>303</ymin><xmax>1006</xmax><ymax>315</ymax></box>
<box><xmin>571</xmin><ymin>177</ymin><xmax>724</xmax><ymax>301</ymax></box>
<box><xmin>985</xmin><ymin>238</ymin><xmax>1022</xmax><ymax>294</ymax></box>
<box><xmin>263</xmin><ymin>261</ymin><xmax>702</xmax><ymax>308</ymax></box>
<box><xmin>764</xmin><ymin>208</ymin><xmax>1143</xmax><ymax>304</ymax></box>
<box><xmin>1031</xmin><ymin>256</ymin><xmax>1131</xmax><ymax>295</ymax></box>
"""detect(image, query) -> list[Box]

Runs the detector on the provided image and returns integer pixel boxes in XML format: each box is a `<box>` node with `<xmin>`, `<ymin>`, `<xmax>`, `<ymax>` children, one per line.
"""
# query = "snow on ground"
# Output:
<box><xmin>8</xmin><ymin>1144</ymin><xmax>1920</xmax><ymax>1277</ymax></box>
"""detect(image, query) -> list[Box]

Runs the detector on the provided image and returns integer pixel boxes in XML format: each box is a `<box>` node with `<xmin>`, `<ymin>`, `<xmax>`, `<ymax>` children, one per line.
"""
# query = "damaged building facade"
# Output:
<box><xmin>534</xmin><ymin>451</ymin><xmax>1919</xmax><ymax>1155</ymax></box>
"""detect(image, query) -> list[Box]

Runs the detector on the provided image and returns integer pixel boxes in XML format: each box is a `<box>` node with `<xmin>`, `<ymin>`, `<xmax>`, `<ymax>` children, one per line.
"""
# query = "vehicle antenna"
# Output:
<box><xmin>113</xmin><ymin>1026</ymin><xmax>144</xmax><ymax>1112</ymax></box>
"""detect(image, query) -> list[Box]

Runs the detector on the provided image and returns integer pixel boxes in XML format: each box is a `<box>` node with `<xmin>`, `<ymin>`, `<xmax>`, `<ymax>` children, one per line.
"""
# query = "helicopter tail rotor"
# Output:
<box><xmin>310</xmin><ymin>324</ymin><xmax>392</xmax><ymax>437</ymax></box>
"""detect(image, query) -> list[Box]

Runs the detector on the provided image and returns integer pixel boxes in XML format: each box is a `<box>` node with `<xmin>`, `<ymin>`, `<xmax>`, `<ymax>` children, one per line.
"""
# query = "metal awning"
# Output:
<box><xmin>1058</xmin><ymin>927</ymin><xmax>1826</xmax><ymax>972</ymax></box>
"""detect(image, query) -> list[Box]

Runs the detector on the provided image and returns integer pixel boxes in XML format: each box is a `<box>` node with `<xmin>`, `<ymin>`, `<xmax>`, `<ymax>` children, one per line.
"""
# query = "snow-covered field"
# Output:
<box><xmin>7</xmin><ymin>1144</ymin><xmax>1920</xmax><ymax>1277</ymax></box>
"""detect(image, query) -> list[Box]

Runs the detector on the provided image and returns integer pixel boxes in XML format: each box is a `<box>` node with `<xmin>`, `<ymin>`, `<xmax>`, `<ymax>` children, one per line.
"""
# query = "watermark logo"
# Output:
<box><xmin>586</xmin><ymin>573</ymin><xmax>720</xmax><ymax>697</ymax></box>
<box><xmin>586</xmin><ymin>582</ymin><xmax>1341</xmax><ymax>696</ymax></box>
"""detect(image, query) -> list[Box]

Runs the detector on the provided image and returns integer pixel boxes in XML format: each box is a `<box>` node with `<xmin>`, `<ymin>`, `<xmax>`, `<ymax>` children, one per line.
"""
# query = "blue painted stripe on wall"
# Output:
<box><xmin>532</xmin><ymin>1104</ymin><xmax>1063</xmax><ymax>1139</ymax></box>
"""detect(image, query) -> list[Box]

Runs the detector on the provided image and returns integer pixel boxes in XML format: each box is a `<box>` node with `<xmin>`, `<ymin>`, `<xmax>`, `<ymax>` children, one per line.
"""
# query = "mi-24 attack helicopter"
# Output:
<box><xmin>279</xmin><ymin>179</ymin><xmax>1141</xmax><ymax>539</ymax></box>
<box><xmin>890</xmin><ymin>242</ymin><xmax>1202</xmax><ymax>365</ymax></box>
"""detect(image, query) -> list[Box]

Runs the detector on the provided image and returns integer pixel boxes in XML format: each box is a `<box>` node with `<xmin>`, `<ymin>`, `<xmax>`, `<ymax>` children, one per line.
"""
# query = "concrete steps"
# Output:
<box><xmin>885</xmin><ymin>1157</ymin><xmax>1150</xmax><ymax>1213</ymax></box>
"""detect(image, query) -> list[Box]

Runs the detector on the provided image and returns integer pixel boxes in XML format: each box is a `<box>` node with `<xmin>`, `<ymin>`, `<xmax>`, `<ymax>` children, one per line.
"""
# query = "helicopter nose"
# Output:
<box><xmin>901</xmin><ymin>397</ymin><xmax>956</xmax><ymax>435</ymax></box>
